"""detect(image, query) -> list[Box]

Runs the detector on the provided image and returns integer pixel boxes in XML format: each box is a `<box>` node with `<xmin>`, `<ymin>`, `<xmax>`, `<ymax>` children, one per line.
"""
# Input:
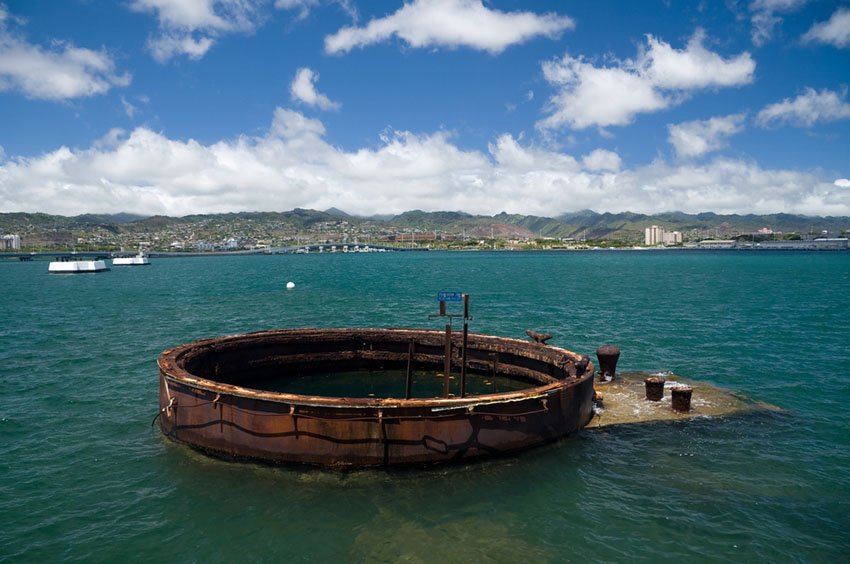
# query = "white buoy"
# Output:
<box><xmin>286</xmin><ymin>281</ymin><xmax>295</xmax><ymax>289</ymax></box>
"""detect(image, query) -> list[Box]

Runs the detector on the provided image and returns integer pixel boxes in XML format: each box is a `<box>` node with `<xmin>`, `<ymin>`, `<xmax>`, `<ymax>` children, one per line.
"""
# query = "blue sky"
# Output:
<box><xmin>1</xmin><ymin>0</ymin><xmax>849</xmax><ymax>217</ymax></box>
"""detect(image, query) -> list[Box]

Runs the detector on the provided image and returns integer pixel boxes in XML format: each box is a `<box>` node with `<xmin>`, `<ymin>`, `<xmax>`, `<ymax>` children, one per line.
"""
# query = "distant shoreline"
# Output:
<box><xmin>3</xmin><ymin>238</ymin><xmax>849</xmax><ymax>261</ymax></box>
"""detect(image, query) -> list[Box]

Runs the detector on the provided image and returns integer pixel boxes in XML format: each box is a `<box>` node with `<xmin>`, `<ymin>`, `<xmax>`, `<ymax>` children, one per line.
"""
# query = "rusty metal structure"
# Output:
<box><xmin>596</xmin><ymin>345</ymin><xmax>621</xmax><ymax>381</ymax></box>
<box><xmin>157</xmin><ymin>328</ymin><xmax>595</xmax><ymax>467</ymax></box>
<box><xmin>671</xmin><ymin>386</ymin><xmax>693</xmax><ymax>412</ymax></box>
<box><xmin>644</xmin><ymin>376</ymin><xmax>665</xmax><ymax>401</ymax></box>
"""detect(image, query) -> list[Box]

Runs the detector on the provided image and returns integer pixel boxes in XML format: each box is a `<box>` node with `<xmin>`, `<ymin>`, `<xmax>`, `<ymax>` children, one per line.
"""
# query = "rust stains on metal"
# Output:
<box><xmin>644</xmin><ymin>377</ymin><xmax>665</xmax><ymax>401</ymax></box>
<box><xmin>158</xmin><ymin>328</ymin><xmax>595</xmax><ymax>468</ymax></box>
<box><xmin>671</xmin><ymin>386</ymin><xmax>693</xmax><ymax>412</ymax></box>
<box><xmin>596</xmin><ymin>345</ymin><xmax>621</xmax><ymax>381</ymax></box>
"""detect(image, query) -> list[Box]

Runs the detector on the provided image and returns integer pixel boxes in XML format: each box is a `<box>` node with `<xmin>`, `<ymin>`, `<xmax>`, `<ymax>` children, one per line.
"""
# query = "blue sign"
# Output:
<box><xmin>437</xmin><ymin>291</ymin><xmax>463</xmax><ymax>302</ymax></box>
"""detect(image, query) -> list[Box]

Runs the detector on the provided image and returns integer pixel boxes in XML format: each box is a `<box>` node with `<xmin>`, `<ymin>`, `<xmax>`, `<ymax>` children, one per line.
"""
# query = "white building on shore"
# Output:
<box><xmin>2</xmin><ymin>234</ymin><xmax>21</xmax><ymax>250</ymax></box>
<box><xmin>663</xmin><ymin>231</ymin><xmax>683</xmax><ymax>245</ymax></box>
<box><xmin>645</xmin><ymin>226</ymin><xmax>682</xmax><ymax>246</ymax></box>
<box><xmin>645</xmin><ymin>225</ymin><xmax>663</xmax><ymax>245</ymax></box>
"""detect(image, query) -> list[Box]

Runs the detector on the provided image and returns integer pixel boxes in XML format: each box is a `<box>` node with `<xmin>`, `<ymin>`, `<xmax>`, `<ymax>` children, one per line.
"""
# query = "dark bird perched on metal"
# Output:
<box><xmin>575</xmin><ymin>355</ymin><xmax>590</xmax><ymax>376</ymax></box>
<box><xmin>526</xmin><ymin>329</ymin><xmax>552</xmax><ymax>344</ymax></box>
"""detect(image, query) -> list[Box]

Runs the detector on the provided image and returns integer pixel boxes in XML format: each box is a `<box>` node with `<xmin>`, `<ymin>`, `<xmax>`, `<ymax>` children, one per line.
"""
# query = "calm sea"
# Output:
<box><xmin>1</xmin><ymin>251</ymin><xmax>848</xmax><ymax>561</ymax></box>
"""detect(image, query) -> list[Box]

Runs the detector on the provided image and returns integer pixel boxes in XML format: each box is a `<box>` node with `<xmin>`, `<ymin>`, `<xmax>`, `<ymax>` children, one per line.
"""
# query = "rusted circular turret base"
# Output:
<box><xmin>158</xmin><ymin>328</ymin><xmax>595</xmax><ymax>467</ymax></box>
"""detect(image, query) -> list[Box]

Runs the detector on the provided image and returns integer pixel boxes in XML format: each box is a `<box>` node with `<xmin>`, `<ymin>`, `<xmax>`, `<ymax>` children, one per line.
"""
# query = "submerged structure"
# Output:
<box><xmin>157</xmin><ymin>328</ymin><xmax>595</xmax><ymax>467</ymax></box>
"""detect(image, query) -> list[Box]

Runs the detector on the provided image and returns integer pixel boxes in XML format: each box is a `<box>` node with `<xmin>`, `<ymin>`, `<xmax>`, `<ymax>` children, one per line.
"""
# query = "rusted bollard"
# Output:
<box><xmin>644</xmin><ymin>377</ymin><xmax>665</xmax><ymax>401</ymax></box>
<box><xmin>671</xmin><ymin>386</ymin><xmax>693</xmax><ymax>412</ymax></box>
<box><xmin>596</xmin><ymin>345</ymin><xmax>620</xmax><ymax>381</ymax></box>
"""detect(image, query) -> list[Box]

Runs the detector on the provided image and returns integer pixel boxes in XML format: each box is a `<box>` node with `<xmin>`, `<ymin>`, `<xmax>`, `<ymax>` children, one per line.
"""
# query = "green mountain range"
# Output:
<box><xmin>1</xmin><ymin>209</ymin><xmax>848</xmax><ymax>246</ymax></box>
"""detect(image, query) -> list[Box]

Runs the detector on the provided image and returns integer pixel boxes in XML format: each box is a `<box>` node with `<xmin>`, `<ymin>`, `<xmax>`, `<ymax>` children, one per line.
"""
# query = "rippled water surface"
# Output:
<box><xmin>1</xmin><ymin>251</ymin><xmax>848</xmax><ymax>561</ymax></box>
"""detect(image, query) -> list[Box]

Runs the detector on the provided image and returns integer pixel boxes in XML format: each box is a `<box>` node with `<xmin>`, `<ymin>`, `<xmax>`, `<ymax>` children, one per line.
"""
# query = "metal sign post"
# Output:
<box><xmin>443</xmin><ymin>323</ymin><xmax>452</xmax><ymax>397</ymax></box>
<box><xmin>460</xmin><ymin>293</ymin><xmax>469</xmax><ymax>398</ymax></box>
<box><xmin>405</xmin><ymin>340</ymin><xmax>414</xmax><ymax>400</ymax></box>
<box><xmin>429</xmin><ymin>291</ymin><xmax>472</xmax><ymax>398</ymax></box>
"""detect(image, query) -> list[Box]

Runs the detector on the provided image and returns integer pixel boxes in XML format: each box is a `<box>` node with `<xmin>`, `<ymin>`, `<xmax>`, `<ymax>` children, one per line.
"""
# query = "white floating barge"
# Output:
<box><xmin>48</xmin><ymin>259</ymin><xmax>110</xmax><ymax>274</ymax></box>
<box><xmin>112</xmin><ymin>250</ymin><xmax>150</xmax><ymax>266</ymax></box>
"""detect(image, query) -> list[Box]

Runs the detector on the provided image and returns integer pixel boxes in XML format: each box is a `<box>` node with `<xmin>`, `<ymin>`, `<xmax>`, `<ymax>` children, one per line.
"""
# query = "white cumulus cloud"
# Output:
<box><xmin>581</xmin><ymin>149</ymin><xmax>621</xmax><ymax>172</ymax></box>
<box><xmin>275</xmin><ymin>0</ymin><xmax>320</xmax><ymax>20</ymax></box>
<box><xmin>131</xmin><ymin>0</ymin><xmax>262</xmax><ymax>31</ymax></box>
<box><xmin>668</xmin><ymin>113</ymin><xmax>746</xmax><ymax>159</ymax></box>
<box><xmin>276</xmin><ymin>0</ymin><xmax>357</xmax><ymax>21</ymax></box>
<box><xmin>757</xmin><ymin>87</ymin><xmax>850</xmax><ymax>127</ymax></box>
<box><xmin>120</xmin><ymin>95</ymin><xmax>150</xmax><ymax>119</ymax></box>
<box><xmin>639</xmin><ymin>31</ymin><xmax>756</xmax><ymax>89</ymax></box>
<box><xmin>749</xmin><ymin>0</ymin><xmax>808</xmax><ymax>46</ymax></box>
<box><xmin>121</xmin><ymin>96</ymin><xmax>137</xmax><ymax>118</ymax></box>
<box><xmin>539</xmin><ymin>31</ymin><xmax>754</xmax><ymax>130</ymax></box>
<box><xmin>130</xmin><ymin>0</ymin><xmax>266</xmax><ymax>62</ymax></box>
<box><xmin>538</xmin><ymin>54</ymin><xmax>668</xmax><ymax>130</ymax></box>
<box><xmin>802</xmin><ymin>7</ymin><xmax>850</xmax><ymax>48</ymax></box>
<box><xmin>835</xmin><ymin>178</ymin><xmax>850</xmax><ymax>188</ymax></box>
<box><xmin>1</xmin><ymin>108</ymin><xmax>847</xmax><ymax>218</ymax></box>
<box><xmin>290</xmin><ymin>67</ymin><xmax>340</xmax><ymax>111</ymax></box>
<box><xmin>614</xmin><ymin>158</ymin><xmax>848</xmax><ymax>216</ymax></box>
<box><xmin>324</xmin><ymin>0</ymin><xmax>573</xmax><ymax>55</ymax></box>
<box><xmin>0</xmin><ymin>7</ymin><xmax>130</xmax><ymax>100</ymax></box>
<box><xmin>147</xmin><ymin>33</ymin><xmax>215</xmax><ymax>62</ymax></box>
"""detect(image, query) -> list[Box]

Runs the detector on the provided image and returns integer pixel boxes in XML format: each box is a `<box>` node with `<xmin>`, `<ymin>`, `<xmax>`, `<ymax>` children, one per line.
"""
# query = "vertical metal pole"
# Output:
<box><xmin>460</xmin><ymin>294</ymin><xmax>469</xmax><ymax>398</ymax></box>
<box><xmin>460</xmin><ymin>323</ymin><xmax>469</xmax><ymax>397</ymax></box>
<box><xmin>405</xmin><ymin>340</ymin><xmax>414</xmax><ymax>400</ymax></box>
<box><xmin>443</xmin><ymin>323</ymin><xmax>452</xmax><ymax>397</ymax></box>
<box><xmin>491</xmin><ymin>353</ymin><xmax>498</xmax><ymax>392</ymax></box>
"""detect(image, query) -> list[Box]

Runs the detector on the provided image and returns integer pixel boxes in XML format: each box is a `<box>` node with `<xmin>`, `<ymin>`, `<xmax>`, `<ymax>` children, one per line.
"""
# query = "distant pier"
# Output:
<box><xmin>0</xmin><ymin>242</ymin><xmax>426</xmax><ymax>261</ymax></box>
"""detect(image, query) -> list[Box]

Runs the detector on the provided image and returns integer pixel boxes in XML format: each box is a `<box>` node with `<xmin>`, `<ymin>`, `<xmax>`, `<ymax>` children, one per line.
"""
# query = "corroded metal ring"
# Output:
<box><xmin>158</xmin><ymin>328</ymin><xmax>595</xmax><ymax>467</ymax></box>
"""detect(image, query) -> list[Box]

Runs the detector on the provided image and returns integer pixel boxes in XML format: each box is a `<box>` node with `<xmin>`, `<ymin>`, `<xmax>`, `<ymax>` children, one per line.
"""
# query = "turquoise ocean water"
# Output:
<box><xmin>1</xmin><ymin>251</ymin><xmax>848</xmax><ymax>561</ymax></box>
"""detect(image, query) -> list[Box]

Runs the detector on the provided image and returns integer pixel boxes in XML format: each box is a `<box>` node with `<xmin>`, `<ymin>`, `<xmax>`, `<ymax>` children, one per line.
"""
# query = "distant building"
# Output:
<box><xmin>2</xmin><ymin>234</ymin><xmax>21</xmax><ymax>250</ymax></box>
<box><xmin>688</xmin><ymin>239</ymin><xmax>737</xmax><ymax>249</ymax></box>
<box><xmin>686</xmin><ymin>238</ymin><xmax>848</xmax><ymax>250</ymax></box>
<box><xmin>645</xmin><ymin>225</ymin><xmax>663</xmax><ymax>245</ymax></box>
<box><xmin>645</xmin><ymin>226</ymin><xmax>681</xmax><ymax>246</ymax></box>
<box><xmin>663</xmin><ymin>231</ymin><xmax>683</xmax><ymax>245</ymax></box>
